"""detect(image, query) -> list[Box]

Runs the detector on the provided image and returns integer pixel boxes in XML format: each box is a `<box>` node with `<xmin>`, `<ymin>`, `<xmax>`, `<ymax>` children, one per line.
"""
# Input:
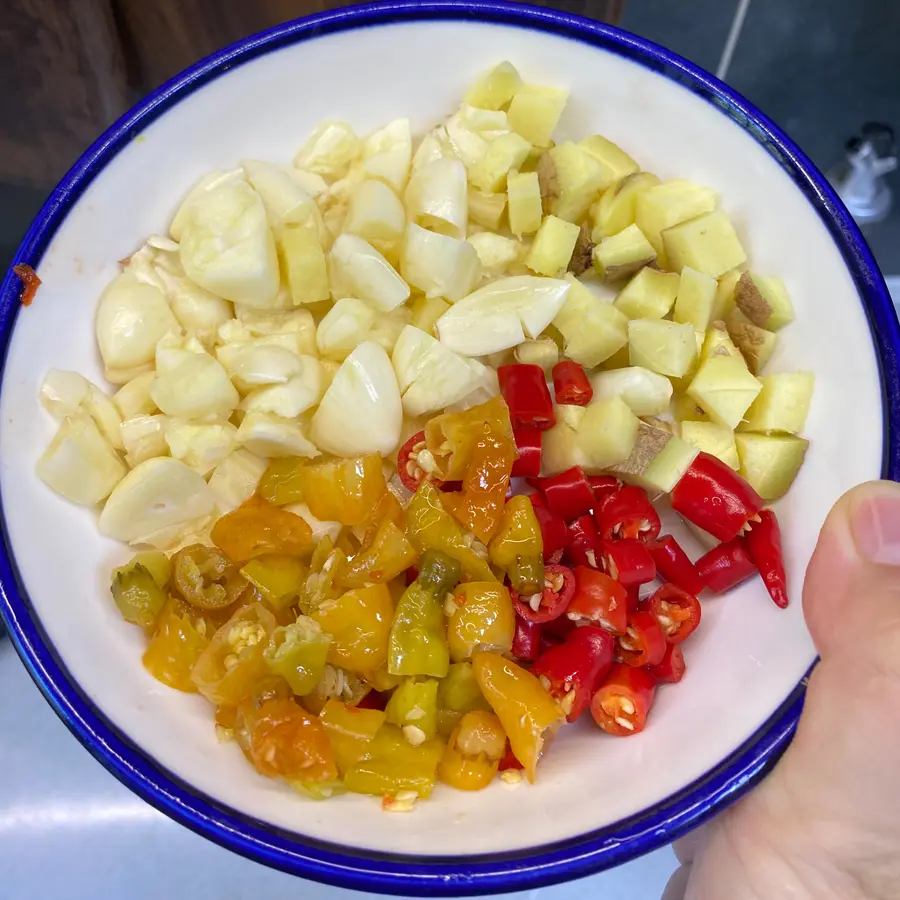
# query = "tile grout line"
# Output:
<box><xmin>716</xmin><ymin>0</ymin><xmax>754</xmax><ymax>81</ymax></box>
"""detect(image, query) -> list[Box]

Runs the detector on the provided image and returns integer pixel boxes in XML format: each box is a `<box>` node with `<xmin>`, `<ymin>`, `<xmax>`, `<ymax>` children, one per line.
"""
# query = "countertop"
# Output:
<box><xmin>0</xmin><ymin>640</ymin><xmax>677</xmax><ymax>900</ymax></box>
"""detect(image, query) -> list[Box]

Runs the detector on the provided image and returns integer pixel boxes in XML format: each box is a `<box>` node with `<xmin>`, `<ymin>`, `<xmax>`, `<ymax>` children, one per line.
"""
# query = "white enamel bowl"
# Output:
<box><xmin>1</xmin><ymin>2</ymin><xmax>898</xmax><ymax>894</ymax></box>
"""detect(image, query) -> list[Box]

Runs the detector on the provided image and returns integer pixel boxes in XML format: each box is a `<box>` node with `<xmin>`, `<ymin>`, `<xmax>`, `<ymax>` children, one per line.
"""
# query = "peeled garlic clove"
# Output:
<box><xmin>40</xmin><ymin>370</ymin><xmax>91</xmax><ymax>418</ymax></box>
<box><xmin>391</xmin><ymin>325</ymin><xmax>487</xmax><ymax>417</ymax></box>
<box><xmin>311</xmin><ymin>341</ymin><xmax>402</xmax><ymax>457</ymax></box>
<box><xmin>329</xmin><ymin>234</ymin><xmax>410</xmax><ymax>312</ymax></box>
<box><xmin>179</xmin><ymin>179</ymin><xmax>280</xmax><ymax>308</ymax></box>
<box><xmin>96</xmin><ymin>270</ymin><xmax>180</xmax><ymax>371</ymax></box>
<box><xmin>99</xmin><ymin>457</ymin><xmax>217</xmax><ymax>543</ymax></box>
<box><xmin>590</xmin><ymin>367</ymin><xmax>674</xmax><ymax>417</ymax></box>
<box><xmin>149</xmin><ymin>353</ymin><xmax>239</xmax><ymax>419</ymax></box>
<box><xmin>400</xmin><ymin>224</ymin><xmax>481</xmax><ymax>302</ymax></box>
<box><xmin>236</xmin><ymin>412</ymin><xmax>320</xmax><ymax>458</ymax></box>
<box><xmin>362</xmin><ymin>118</ymin><xmax>413</xmax><ymax>193</ymax></box>
<box><xmin>207</xmin><ymin>449</ymin><xmax>268</xmax><ymax>514</ymax></box>
<box><xmin>293</xmin><ymin>121</ymin><xmax>362</xmax><ymax>179</ymax></box>
<box><xmin>405</xmin><ymin>157</ymin><xmax>469</xmax><ymax>239</ymax></box>
<box><xmin>37</xmin><ymin>412</ymin><xmax>127</xmax><ymax>506</ymax></box>
<box><xmin>316</xmin><ymin>297</ymin><xmax>376</xmax><ymax>361</ymax></box>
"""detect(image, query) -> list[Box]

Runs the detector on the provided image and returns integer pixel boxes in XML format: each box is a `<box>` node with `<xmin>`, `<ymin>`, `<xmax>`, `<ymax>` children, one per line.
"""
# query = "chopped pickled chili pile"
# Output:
<box><xmin>32</xmin><ymin>58</ymin><xmax>813</xmax><ymax>812</ymax></box>
<box><xmin>112</xmin><ymin>393</ymin><xmax>789</xmax><ymax>808</ymax></box>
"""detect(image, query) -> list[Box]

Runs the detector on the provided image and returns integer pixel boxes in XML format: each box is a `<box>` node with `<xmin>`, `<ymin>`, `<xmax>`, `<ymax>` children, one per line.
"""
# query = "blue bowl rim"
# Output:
<box><xmin>1</xmin><ymin>0</ymin><xmax>898</xmax><ymax>894</ymax></box>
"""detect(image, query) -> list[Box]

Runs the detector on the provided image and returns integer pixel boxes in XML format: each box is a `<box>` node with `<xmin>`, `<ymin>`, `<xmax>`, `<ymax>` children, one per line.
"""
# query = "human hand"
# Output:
<box><xmin>664</xmin><ymin>481</ymin><xmax>900</xmax><ymax>900</ymax></box>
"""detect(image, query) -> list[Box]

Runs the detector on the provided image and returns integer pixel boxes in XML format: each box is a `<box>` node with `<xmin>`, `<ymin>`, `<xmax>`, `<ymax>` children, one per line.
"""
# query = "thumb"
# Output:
<box><xmin>802</xmin><ymin>479</ymin><xmax>900</xmax><ymax>659</ymax></box>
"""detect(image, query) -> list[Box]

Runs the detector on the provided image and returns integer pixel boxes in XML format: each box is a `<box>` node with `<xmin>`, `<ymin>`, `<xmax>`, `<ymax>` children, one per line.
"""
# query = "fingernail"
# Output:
<box><xmin>852</xmin><ymin>484</ymin><xmax>900</xmax><ymax>565</ymax></box>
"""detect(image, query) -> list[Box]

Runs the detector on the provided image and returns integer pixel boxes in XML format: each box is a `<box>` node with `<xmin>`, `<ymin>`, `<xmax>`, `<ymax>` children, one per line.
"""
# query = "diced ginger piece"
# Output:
<box><xmin>468</xmin><ymin>188</ymin><xmax>508</xmax><ymax>231</ymax></box>
<box><xmin>568</xmin><ymin>223</ymin><xmax>595</xmax><ymax>277</ymax></box>
<box><xmin>712</xmin><ymin>268</ymin><xmax>744</xmax><ymax>320</ymax></box>
<box><xmin>507</xmin><ymin>171</ymin><xmax>543</xmax><ymax>237</ymax></box>
<box><xmin>599</xmin><ymin>342</ymin><xmax>632</xmax><ymax>371</ymax></box>
<box><xmin>508</xmin><ymin>84</ymin><xmax>569</xmax><ymax>147</ymax></box>
<box><xmin>673</xmin><ymin>266</ymin><xmax>717</xmax><ymax>332</ymax></box>
<box><xmin>606</xmin><ymin>421</ymin><xmax>671</xmax><ymax>483</ymax></box>
<box><xmin>673</xmin><ymin>391</ymin><xmax>709</xmax><ymax>422</ymax></box>
<box><xmin>628</xmin><ymin>319</ymin><xmax>696</xmax><ymax>378</ymax></box>
<box><xmin>280</xmin><ymin>227</ymin><xmax>329</xmax><ymax>306</ymax></box>
<box><xmin>740</xmin><ymin>372</ymin><xmax>815</xmax><ymax>434</ymax></box>
<box><xmin>591</xmin><ymin>172</ymin><xmax>660</xmax><ymax>242</ymax></box>
<box><xmin>726</xmin><ymin>309</ymin><xmax>778</xmax><ymax>374</ymax></box>
<box><xmin>640</xmin><ymin>435</ymin><xmax>699</xmax><ymax>493</ymax></box>
<box><xmin>553</xmin><ymin>276</ymin><xmax>628</xmax><ymax>367</ymax></box>
<box><xmin>507</xmin><ymin>85</ymin><xmax>569</xmax><ymax>148</ymax></box>
<box><xmin>687</xmin><ymin>355</ymin><xmax>762</xmax><ymax>430</ymax></box>
<box><xmin>700</xmin><ymin>320</ymin><xmax>743</xmax><ymax>365</ymax></box>
<box><xmin>735</xmin><ymin>433</ymin><xmax>809</xmax><ymax>501</ymax></box>
<box><xmin>734</xmin><ymin>272</ymin><xmax>795</xmax><ymax>331</ymax></box>
<box><xmin>636</xmin><ymin>180</ymin><xmax>718</xmax><ymax>260</ymax></box>
<box><xmin>662</xmin><ymin>209</ymin><xmax>747</xmax><ymax>278</ymax></box>
<box><xmin>465</xmin><ymin>62</ymin><xmax>523</xmax><ymax>111</ymax></box>
<box><xmin>514</xmin><ymin>338</ymin><xmax>559</xmax><ymax>374</ymax></box>
<box><xmin>576</xmin><ymin>396</ymin><xmax>640</xmax><ymax>471</ymax></box>
<box><xmin>615</xmin><ymin>268</ymin><xmax>680</xmax><ymax>319</ymax></box>
<box><xmin>525</xmin><ymin>216</ymin><xmax>581</xmax><ymax>277</ymax></box>
<box><xmin>470</xmin><ymin>133</ymin><xmax>532</xmax><ymax>192</ymax></box>
<box><xmin>579</xmin><ymin>135</ymin><xmax>640</xmax><ymax>189</ymax></box>
<box><xmin>542</xmin><ymin>404</ymin><xmax>588</xmax><ymax>474</ymax></box>
<box><xmin>680</xmin><ymin>421</ymin><xmax>739</xmax><ymax>469</ymax></box>
<box><xmin>593</xmin><ymin>224</ymin><xmax>657</xmax><ymax>282</ymax></box>
<box><xmin>544</xmin><ymin>142</ymin><xmax>606</xmax><ymax>223</ymax></box>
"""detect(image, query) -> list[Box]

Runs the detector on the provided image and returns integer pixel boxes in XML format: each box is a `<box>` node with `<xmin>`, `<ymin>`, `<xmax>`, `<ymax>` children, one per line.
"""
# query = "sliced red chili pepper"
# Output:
<box><xmin>671</xmin><ymin>452</ymin><xmax>764</xmax><ymax>542</ymax></box>
<box><xmin>588</xmin><ymin>475</ymin><xmax>621</xmax><ymax>501</ymax></box>
<box><xmin>566</xmin><ymin>514</ymin><xmax>602</xmax><ymax>568</ymax></box>
<box><xmin>542</xmin><ymin>611</ymin><xmax>577</xmax><ymax>643</ymax></box>
<box><xmin>511</xmin><ymin>429</ymin><xmax>542</xmax><ymax>478</ymax></box>
<box><xmin>532</xmin><ymin>625</ymin><xmax>614</xmax><ymax>721</ymax></box>
<box><xmin>551</xmin><ymin>360</ymin><xmax>593</xmax><ymax>406</ymax></box>
<box><xmin>511</xmin><ymin>563</ymin><xmax>575</xmax><ymax>624</ymax></box>
<box><xmin>744</xmin><ymin>508</ymin><xmax>788</xmax><ymax>609</ymax></box>
<box><xmin>600</xmin><ymin>539</ymin><xmax>656</xmax><ymax>589</ymax></box>
<box><xmin>648</xmin><ymin>584</ymin><xmax>701</xmax><ymax>645</ymax></box>
<box><xmin>648</xmin><ymin>535</ymin><xmax>705</xmax><ymax>596</ymax></box>
<box><xmin>512</xmin><ymin>615</ymin><xmax>543</xmax><ymax>661</ymax></box>
<box><xmin>567</xmin><ymin>567</ymin><xmax>628</xmax><ymax>634</ymax></box>
<box><xmin>626</xmin><ymin>585</ymin><xmax>641</xmax><ymax>613</ymax></box>
<box><xmin>356</xmin><ymin>690</ymin><xmax>389</xmax><ymax>711</ymax></box>
<box><xmin>594</xmin><ymin>485</ymin><xmax>661</xmax><ymax>542</ymax></box>
<box><xmin>615</xmin><ymin>610</ymin><xmax>666</xmax><ymax>667</ymax></box>
<box><xmin>405</xmin><ymin>566</ymin><xmax>419</xmax><ymax>586</ymax></box>
<box><xmin>528</xmin><ymin>494</ymin><xmax>568</xmax><ymax>561</ymax></box>
<box><xmin>13</xmin><ymin>263</ymin><xmax>42</xmax><ymax>307</ymax></box>
<box><xmin>649</xmin><ymin>643</ymin><xmax>686</xmax><ymax>684</ymax></box>
<box><xmin>397</xmin><ymin>431</ymin><xmax>444</xmax><ymax>493</ymax></box>
<box><xmin>498</xmin><ymin>364</ymin><xmax>556</xmax><ymax>431</ymax></box>
<box><xmin>498</xmin><ymin>743</ymin><xmax>525</xmax><ymax>771</ymax></box>
<box><xmin>591</xmin><ymin>663</ymin><xmax>657</xmax><ymax>736</ymax></box>
<box><xmin>528</xmin><ymin>467</ymin><xmax>595</xmax><ymax>521</ymax></box>
<box><xmin>696</xmin><ymin>537</ymin><xmax>757</xmax><ymax>594</ymax></box>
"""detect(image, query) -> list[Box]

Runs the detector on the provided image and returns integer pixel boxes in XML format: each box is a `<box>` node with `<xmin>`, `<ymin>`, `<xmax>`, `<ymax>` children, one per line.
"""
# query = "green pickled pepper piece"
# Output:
<box><xmin>110</xmin><ymin>560</ymin><xmax>167</xmax><ymax>628</ymax></box>
<box><xmin>385</xmin><ymin>677</ymin><xmax>439</xmax><ymax>742</ymax></box>
<box><xmin>240</xmin><ymin>555</ymin><xmax>307</xmax><ymax>611</ymax></box>
<box><xmin>436</xmin><ymin>662</ymin><xmax>491</xmax><ymax>738</ymax></box>
<box><xmin>387</xmin><ymin>550</ymin><xmax>459</xmax><ymax>678</ymax></box>
<box><xmin>263</xmin><ymin>616</ymin><xmax>331</xmax><ymax>695</ymax></box>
